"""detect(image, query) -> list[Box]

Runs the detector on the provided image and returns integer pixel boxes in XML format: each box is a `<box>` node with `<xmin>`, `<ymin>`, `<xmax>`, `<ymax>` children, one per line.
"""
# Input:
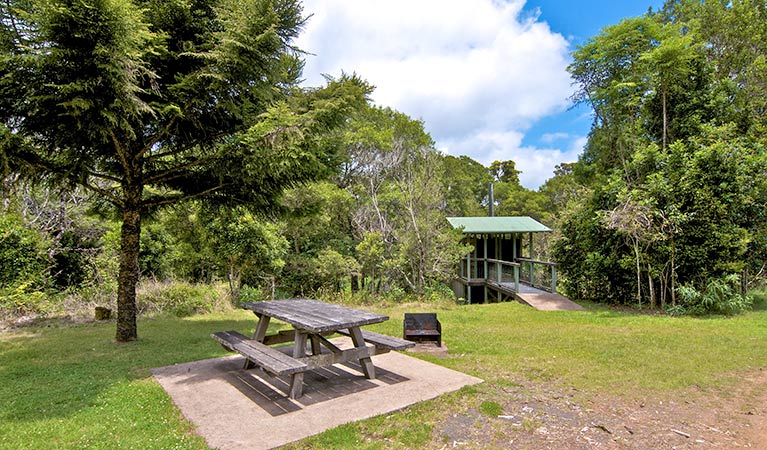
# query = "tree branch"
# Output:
<box><xmin>136</xmin><ymin>116</ymin><xmax>179</xmax><ymax>160</ymax></box>
<box><xmin>142</xmin><ymin>183</ymin><xmax>227</xmax><ymax>209</ymax></box>
<box><xmin>144</xmin><ymin>154</ymin><xmax>221</xmax><ymax>184</ymax></box>
<box><xmin>81</xmin><ymin>181</ymin><xmax>123</xmax><ymax>208</ymax></box>
<box><xmin>85</xmin><ymin>170</ymin><xmax>122</xmax><ymax>183</ymax></box>
<box><xmin>144</xmin><ymin>130</ymin><xmax>230</xmax><ymax>162</ymax></box>
<box><xmin>109</xmin><ymin>131</ymin><xmax>131</xmax><ymax>175</ymax></box>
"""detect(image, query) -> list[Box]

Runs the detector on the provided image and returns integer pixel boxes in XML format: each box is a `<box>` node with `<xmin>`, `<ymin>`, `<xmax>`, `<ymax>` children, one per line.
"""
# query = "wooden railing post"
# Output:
<box><xmin>466</xmin><ymin>253</ymin><xmax>471</xmax><ymax>281</ymax></box>
<box><xmin>514</xmin><ymin>264</ymin><xmax>519</xmax><ymax>293</ymax></box>
<box><xmin>551</xmin><ymin>265</ymin><xmax>557</xmax><ymax>294</ymax></box>
<box><xmin>483</xmin><ymin>258</ymin><xmax>488</xmax><ymax>303</ymax></box>
<box><xmin>529</xmin><ymin>260</ymin><xmax>535</xmax><ymax>287</ymax></box>
<box><xmin>496</xmin><ymin>261</ymin><xmax>502</xmax><ymax>284</ymax></box>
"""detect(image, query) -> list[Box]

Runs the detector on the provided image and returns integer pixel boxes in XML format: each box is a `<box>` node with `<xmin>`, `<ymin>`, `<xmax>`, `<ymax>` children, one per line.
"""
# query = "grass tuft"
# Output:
<box><xmin>479</xmin><ymin>400</ymin><xmax>503</xmax><ymax>417</ymax></box>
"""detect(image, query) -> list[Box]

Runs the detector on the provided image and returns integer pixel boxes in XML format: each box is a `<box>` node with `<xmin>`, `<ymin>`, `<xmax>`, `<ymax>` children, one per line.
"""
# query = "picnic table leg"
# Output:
<box><xmin>309</xmin><ymin>334</ymin><xmax>321</xmax><ymax>355</ymax></box>
<box><xmin>289</xmin><ymin>331</ymin><xmax>307</xmax><ymax>399</ymax></box>
<box><xmin>244</xmin><ymin>314</ymin><xmax>272</xmax><ymax>370</ymax></box>
<box><xmin>252</xmin><ymin>314</ymin><xmax>271</xmax><ymax>342</ymax></box>
<box><xmin>348</xmin><ymin>327</ymin><xmax>376</xmax><ymax>379</ymax></box>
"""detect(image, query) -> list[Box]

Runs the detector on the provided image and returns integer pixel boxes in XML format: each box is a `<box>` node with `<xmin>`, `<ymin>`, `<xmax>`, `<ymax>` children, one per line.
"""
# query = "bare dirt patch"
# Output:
<box><xmin>437</xmin><ymin>368</ymin><xmax>767</xmax><ymax>449</ymax></box>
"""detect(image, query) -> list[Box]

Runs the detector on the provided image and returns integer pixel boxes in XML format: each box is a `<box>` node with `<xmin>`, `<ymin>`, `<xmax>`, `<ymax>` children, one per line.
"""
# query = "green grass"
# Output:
<box><xmin>369</xmin><ymin>301</ymin><xmax>767</xmax><ymax>392</ymax></box>
<box><xmin>0</xmin><ymin>310</ymin><xmax>258</xmax><ymax>449</ymax></box>
<box><xmin>2</xmin><ymin>302</ymin><xmax>767</xmax><ymax>449</ymax></box>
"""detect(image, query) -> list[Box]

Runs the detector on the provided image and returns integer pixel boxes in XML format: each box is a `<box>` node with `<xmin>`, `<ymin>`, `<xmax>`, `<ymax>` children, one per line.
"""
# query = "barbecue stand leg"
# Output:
<box><xmin>348</xmin><ymin>327</ymin><xmax>376</xmax><ymax>379</ymax></box>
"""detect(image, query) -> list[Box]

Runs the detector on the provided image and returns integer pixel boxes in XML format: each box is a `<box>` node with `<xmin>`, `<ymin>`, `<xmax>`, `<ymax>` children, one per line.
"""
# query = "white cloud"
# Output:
<box><xmin>296</xmin><ymin>0</ymin><xmax>578</xmax><ymax>188</ymax></box>
<box><xmin>540</xmin><ymin>132</ymin><xmax>573</xmax><ymax>144</ymax></box>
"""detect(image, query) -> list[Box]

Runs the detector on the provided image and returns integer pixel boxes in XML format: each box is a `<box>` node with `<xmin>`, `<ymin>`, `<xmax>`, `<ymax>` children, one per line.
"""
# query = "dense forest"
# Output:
<box><xmin>2</xmin><ymin>0</ymin><xmax>766</xmax><ymax>337</ymax></box>
<box><xmin>555</xmin><ymin>0</ymin><xmax>767</xmax><ymax>314</ymax></box>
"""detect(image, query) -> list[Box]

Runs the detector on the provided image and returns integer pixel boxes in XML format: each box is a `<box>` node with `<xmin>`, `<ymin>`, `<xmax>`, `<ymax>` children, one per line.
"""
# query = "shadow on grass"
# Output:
<box><xmin>0</xmin><ymin>314</ymin><xmax>268</xmax><ymax>423</ymax></box>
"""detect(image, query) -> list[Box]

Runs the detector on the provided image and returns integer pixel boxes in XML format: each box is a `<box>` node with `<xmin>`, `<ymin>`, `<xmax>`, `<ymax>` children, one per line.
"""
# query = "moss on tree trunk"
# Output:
<box><xmin>116</xmin><ymin>185</ymin><xmax>142</xmax><ymax>342</ymax></box>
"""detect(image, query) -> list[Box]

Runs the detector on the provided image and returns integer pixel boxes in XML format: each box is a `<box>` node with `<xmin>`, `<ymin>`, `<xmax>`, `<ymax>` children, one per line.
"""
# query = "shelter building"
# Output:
<box><xmin>447</xmin><ymin>216</ymin><xmax>559</xmax><ymax>304</ymax></box>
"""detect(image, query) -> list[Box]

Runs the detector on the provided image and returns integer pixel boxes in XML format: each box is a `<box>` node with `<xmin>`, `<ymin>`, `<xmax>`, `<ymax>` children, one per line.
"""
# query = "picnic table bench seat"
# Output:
<box><xmin>212</xmin><ymin>330</ymin><xmax>307</xmax><ymax>376</ymax></box>
<box><xmin>336</xmin><ymin>328</ymin><xmax>415</xmax><ymax>351</ymax></box>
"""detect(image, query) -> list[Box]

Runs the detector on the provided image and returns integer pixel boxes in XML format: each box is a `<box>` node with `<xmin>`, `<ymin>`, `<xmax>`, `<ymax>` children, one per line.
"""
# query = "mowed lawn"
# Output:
<box><xmin>2</xmin><ymin>299</ymin><xmax>767</xmax><ymax>449</ymax></box>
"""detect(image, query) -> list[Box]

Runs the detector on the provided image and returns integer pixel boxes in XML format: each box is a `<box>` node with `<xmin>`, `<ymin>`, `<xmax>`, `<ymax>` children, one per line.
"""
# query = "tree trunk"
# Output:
<box><xmin>647</xmin><ymin>264</ymin><xmax>655</xmax><ymax>309</ymax></box>
<box><xmin>662</xmin><ymin>86</ymin><xmax>668</xmax><ymax>150</ymax></box>
<box><xmin>670</xmin><ymin>237</ymin><xmax>676</xmax><ymax>307</ymax></box>
<box><xmin>633</xmin><ymin>238</ymin><xmax>642</xmax><ymax>308</ymax></box>
<box><xmin>116</xmin><ymin>185</ymin><xmax>142</xmax><ymax>342</ymax></box>
<box><xmin>228</xmin><ymin>260</ymin><xmax>241</xmax><ymax>303</ymax></box>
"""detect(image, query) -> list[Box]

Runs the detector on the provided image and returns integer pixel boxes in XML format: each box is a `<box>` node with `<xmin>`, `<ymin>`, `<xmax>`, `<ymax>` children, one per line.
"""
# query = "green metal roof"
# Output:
<box><xmin>447</xmin><ymin>216</ymin><xmax>551</xmax><ymax>234</ymax></box>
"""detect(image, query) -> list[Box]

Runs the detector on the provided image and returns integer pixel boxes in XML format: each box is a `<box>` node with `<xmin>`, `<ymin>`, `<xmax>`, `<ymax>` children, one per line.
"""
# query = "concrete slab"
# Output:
<box><xmin>152</xmin><ymin>338</ymin><xmax>482</xmax><ymax>450</ymax></box>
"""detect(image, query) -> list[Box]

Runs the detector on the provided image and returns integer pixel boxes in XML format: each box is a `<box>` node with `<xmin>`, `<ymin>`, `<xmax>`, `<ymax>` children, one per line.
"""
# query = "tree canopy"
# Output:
<box><xmin>0</xmin><ymin>0</ymin><xmax>370</xmax><ymax>340</ymax></box>
<box><xmin>555</xmin><ymin>0</ymin><xmax>767</xmax><ymax>313</ymax></box>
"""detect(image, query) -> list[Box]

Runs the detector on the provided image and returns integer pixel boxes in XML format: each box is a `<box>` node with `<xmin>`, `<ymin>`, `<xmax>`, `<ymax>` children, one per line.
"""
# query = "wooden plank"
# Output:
<box><xmin>289</xmin><ymin>331</ymin><xmax>307</xmax><ymax>398</ymax></box>
<box><xmin>349</xmin><ymin>326</ymin><xmax>375</xmax><ymax>379</ymax></box>
<box><xmin>485</xmin><ymin>258</ymin><xmax>520</xmax><ymax>267</ymax></box>
<box><xmin>241</xmin><ymin>299</ymin><xmax>389</xmax><ymax>333</ymax></box>
<box><xmin>252</xmin><ymin>314</ymin><xmax>271</xmax><ymax>341</ymax></box>
<box><xmin>211</xmin><ymin>331</ymin><xmax>307</xmax><ymax>376</ymax></box>
<box><xmin>309</xmin><ymin>335</ymin><xmax>321</xmax><ymax>355</ymax></box>
<box><xmin>516</xmin><ymin>257</ymin><xmax>557</xmax><ymax>267</ymax></box>
<box><xmin>337</xmin><ymin>328</ymin><xmax>416</xmax><ymax>351</ymax></box>
<box><xmin>295</xmin><ymin>345</ymin><xmax>378</xmax><ymax>370</ymax></box>
<box><xmin>317</xmin><ymin>334</ymin><xmax>342</xmax><ymax>353</ymax></box>
<box><xmin>262</xmin><ymin>329</ymin><xmax>295</xmax><ymax>346</ymax></box>
<box><xmin>212</xmin><ymin>330</ymin><xmax>247</xmax><ymax>352</ymax></box>
<box><xmin>237</xmin><ymin>340</ymin><xmax>306</xmax><ymax>375</ymax></box>
<box><xmin>289</xmin><ymin>373</ymin><xmax>304</xmax><ymax>399</ymax></box>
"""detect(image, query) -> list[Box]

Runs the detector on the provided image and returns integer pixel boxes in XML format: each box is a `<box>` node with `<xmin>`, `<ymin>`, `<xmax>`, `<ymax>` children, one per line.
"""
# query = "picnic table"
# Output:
<box><xmin>212</xmin><ymin>298</ymin><xmax>414</xmax><ymax>399</ymax></box>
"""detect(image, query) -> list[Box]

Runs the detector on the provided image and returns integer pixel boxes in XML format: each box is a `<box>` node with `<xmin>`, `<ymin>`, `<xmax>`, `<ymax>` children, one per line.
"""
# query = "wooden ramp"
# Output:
<box><xmin>514</xmin><ymin>284</ymin><xmax>583</xmax><ymax>311</ymax></box>
<box><xmin>489</xmin><ymin>282</ymin><xmax>584</xmax><ymax>311</ymax></box>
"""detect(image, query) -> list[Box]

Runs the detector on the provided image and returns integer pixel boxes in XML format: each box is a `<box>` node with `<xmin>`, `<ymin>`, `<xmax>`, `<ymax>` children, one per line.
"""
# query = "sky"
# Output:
<box><xmin>295</xmin><ymin>0</ymin><xmax>664</xmax><ymax>189</ymax></box>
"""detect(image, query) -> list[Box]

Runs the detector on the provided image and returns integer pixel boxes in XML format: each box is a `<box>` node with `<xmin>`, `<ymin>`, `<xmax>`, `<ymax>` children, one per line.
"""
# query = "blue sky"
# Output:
<box><xmin>519</xmin><ymin>1</ymin><xmax>663</xmax><ymax>164</ymax></box>
<box><xmin>296</xmin><ymin>0</ymin><xmax>664</xmax><ymax>188</ymax></box>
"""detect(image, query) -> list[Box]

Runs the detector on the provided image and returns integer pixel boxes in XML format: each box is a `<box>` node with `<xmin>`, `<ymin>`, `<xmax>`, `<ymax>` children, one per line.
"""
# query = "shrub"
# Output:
<box><xmin>0</xmin><ymin>282</ymin><xmax>51</xmax><ymax>316</ymax></box>
<box><xmin>672</xmin><ymin>274</ymin><xmax>753</xmax><ymax>316</ymax></box>
<box><xmin>137</xmin><ymin>280</ymin><xmax>225</xmax><ymax>317</ymax></box>
<box><xmin>0</xmin><ymin>213</ymin><xmax>48</xmax><ymax>289</ymax></box>
<box><xmin>237</xmin><ymin>285</ymin><xmax>268</xmax><ymax>305</ymax></box>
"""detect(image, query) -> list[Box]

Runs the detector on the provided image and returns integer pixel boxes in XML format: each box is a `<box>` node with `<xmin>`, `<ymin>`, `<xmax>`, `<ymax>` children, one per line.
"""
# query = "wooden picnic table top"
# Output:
<box><xmin>241</xmin><ymin>298</ymin><xmax>389</xmax><ymax>334</ymax></box>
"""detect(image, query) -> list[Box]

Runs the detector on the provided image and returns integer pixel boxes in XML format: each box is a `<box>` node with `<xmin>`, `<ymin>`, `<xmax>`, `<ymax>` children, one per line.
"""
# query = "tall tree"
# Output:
<box><xmin>489</xmin><ymin>160</ymin><xmax>521</xmax><ymax>185</ymax></box>
<box><xmin>0</xmin><ymin>0</ymin><xmax>369</xmax><ymax>340</ymax></box>
<box><xmin>441</xmin><ymin>155</ymin><xmax>492</xmax><ymax>217</ymax></box>
<box><xmin>337</xmin><ymin>105</ymin><xmax>468</xmax><ymax>294</ymax></box>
